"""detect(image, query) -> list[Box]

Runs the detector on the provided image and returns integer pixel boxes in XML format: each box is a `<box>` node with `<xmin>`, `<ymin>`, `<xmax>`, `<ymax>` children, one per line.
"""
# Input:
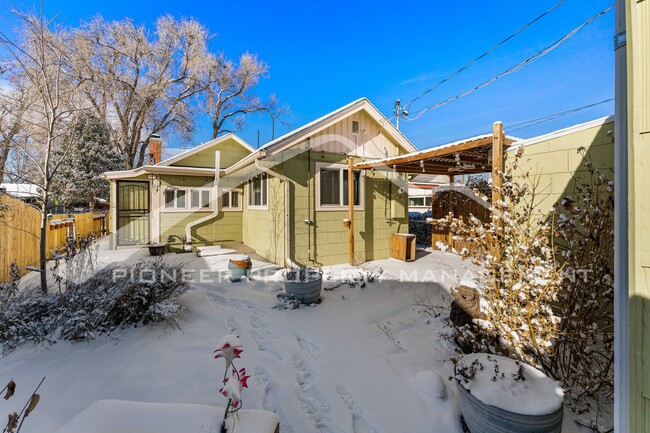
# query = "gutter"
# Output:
<box><xmin>184</xmin><ymin>151</ymin><xmax>221</xmax><ymax>251</ymax></box>
<box><xmin>254</xmin><ymin>159</ymin><xmax>291</xmax><ymax>267</ymax></box>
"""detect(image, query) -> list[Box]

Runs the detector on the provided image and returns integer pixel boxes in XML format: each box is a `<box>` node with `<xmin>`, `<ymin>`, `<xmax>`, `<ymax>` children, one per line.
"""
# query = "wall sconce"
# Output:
<box><xmin>148</xmin><ymin>174</ymin><xmax>161</xmax><ymax>193</ymax></box>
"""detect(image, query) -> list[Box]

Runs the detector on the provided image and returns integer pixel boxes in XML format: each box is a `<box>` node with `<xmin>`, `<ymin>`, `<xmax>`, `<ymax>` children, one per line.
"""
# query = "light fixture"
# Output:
<box><xmin>148</xmin><ymin>174</ymin><xmax>161</xmax><ymax>193</ymax></box>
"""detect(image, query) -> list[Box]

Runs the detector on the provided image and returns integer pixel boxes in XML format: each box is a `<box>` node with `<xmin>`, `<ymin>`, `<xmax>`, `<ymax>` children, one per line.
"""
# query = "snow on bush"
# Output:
<box><xmin>0</xmin><ymin>258</ymin><xmax>188</xmax><ymax>353</ymax></box>
<box><xmin>440</xmin><ymin>147</ymin><xmax>563</xmax><ymax>370</ymax></box>
<box><xmin>550</xmin><ymin>148</ymin><xmax>614</xmax><ymax>429</ymax></box>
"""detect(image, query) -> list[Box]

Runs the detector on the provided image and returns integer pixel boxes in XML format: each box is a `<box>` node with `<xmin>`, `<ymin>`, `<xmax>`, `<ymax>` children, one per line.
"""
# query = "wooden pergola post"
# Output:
<box><xmin>447</xmin><ymin>174</ymin><xmax>454</xmax><ymax>247</ymax></box>
<box><xmin>491</xmin><ymin>121</ymin><xmax>504</xmax><ymax>259</ymax></box>
<box><xmin>347</xmin><ymin>157</ymin><xmax>354</xmax><ymax>265</ymax></box>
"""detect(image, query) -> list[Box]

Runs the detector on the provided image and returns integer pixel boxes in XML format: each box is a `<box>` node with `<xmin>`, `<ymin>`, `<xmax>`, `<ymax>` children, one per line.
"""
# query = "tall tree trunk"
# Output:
<box><xmin>0</xmin><ymin>144</ymin><xmax>10</xmax><ymax>181</ymax></box>
<box><xmin>39</xmin><ymin>194</ymin><xmax>48</xmax><ymax>294</ymax></box>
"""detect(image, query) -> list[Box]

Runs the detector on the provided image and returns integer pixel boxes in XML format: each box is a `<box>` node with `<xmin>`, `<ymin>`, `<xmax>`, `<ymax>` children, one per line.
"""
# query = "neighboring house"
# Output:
<box><xmin>0</xmin><ymin>183</ymin><xmax>43</xmax><ymax>206</ymax></box>
<box><xmin>103</xmin><ymin>98</ymin><xmax>416</xmax><ymax>266</ymax></box>
<box><xmin>508</xmin><ymin>116</ymin><xmax>615</xmax><ymax>216</ymax></box>
<box><xmin>407</xmin><ymin>174</ymin><xmax>448</xmax><ymax>214</ymax></box>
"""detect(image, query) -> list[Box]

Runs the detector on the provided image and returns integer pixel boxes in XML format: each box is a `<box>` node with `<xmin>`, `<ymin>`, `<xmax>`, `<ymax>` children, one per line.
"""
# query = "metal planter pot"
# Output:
<box><xmin>284</xmin><ymin>271</ymin><xmax>322</xmax><ymax>304</ymax></box>
<box><xmin>228</xmin><ymin>256</ymin><xmax>252</xmax><ymax>282</ymax></box>
<box><xmin>456</xmin><ymin>381</ymin><xmax>563</xmax><ymax>433</ymax></box>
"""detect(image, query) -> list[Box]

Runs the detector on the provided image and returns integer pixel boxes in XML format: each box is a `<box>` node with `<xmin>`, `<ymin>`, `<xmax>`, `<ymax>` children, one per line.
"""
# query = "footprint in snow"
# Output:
<box><xmin>250</xmin><ymin>316</ymin><xmax>280</xmax><ymax>339</ymax></box>
<box><xmin>336</xmin><ymin>384</ymin><xmax>380</xmax><ymax>433</ymax></box>
<box><xmin>250</xmin><ymin>329</ymin><xmax>284</xmax><ymax>361</ymax></box>
<box><xmin>226</xmin><ymin>316</ymin><xmax>241</xmax><ymax>335</ymax></box>
<box><xmin>254</xmin><ymin>366</ymin><xmax>295</xmax><ymax>433</ymax></box>
<box><xmin>293</xmin><ymin>331</ymin><xmax>322</xmax><ymax>360</ymax></box>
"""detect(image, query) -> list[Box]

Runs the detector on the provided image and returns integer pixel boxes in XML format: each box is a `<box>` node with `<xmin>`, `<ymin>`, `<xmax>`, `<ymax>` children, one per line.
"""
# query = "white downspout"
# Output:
<box><xmin>184</xmin><ymin>151</ymin><xmax>220</xmax><ymax>251</ymax></box>
<box><xmin>254</xmin><ymin>159</ymin><xmax>291</xmax><ymax>267</ymax></box>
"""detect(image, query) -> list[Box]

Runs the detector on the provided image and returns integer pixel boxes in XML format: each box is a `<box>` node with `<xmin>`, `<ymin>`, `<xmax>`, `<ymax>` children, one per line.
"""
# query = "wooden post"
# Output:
<box><xmin>491</xmin><ymin>121</ymin><xmax>504</xmax><ymax>259</ymax></box>
<box><xmin>447</xmin><ymin>175</ymin><xmax>454</xmax><ymax>248</ymax></box>
<box><xmin>347</xmin><ymin>157</ymin><xmax>355</xmax><ymax>265</ymax></box>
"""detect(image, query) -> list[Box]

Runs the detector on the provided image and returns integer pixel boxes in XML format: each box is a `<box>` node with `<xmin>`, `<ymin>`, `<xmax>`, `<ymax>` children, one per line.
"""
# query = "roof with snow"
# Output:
<box><xmin>0</xmin><ymin>183</ymin><xmax>43</xmax><ymax>199</ymax></box>
<box><xmin>354</xmin><ymin>133</ymin><xmax>519</xmax><ymax>176</ymax></box>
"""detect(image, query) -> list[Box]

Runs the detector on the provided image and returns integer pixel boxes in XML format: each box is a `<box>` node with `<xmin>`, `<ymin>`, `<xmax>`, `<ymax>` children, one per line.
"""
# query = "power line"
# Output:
<box><xmin>405</xmin><ymin>5</ymin><xmax>613</xmax><ymax>122</ymax></box>
<box><xmin>508</xmin><ymin>98</ymin><xmax>614</xmax><ymax>132</ymax></box>
<box><xmin>406</xmin><ymin>0</ymin><xmax>570</xmax><ymax>110</ymax></box>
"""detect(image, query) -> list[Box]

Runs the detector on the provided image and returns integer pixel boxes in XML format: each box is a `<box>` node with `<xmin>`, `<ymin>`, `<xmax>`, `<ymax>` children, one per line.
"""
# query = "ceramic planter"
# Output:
<box><xmin>148</xmin><ymin>243</ymin><xmax>166</xmax><ymax>256</ymax></box>
<box><xmin>228</xmin><ymin>256</ymin><xmax>252</xmax><ymax>282</ymax></box>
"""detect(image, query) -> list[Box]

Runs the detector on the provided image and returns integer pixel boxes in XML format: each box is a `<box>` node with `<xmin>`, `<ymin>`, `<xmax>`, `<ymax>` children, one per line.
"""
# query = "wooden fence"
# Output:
<box><xmin>0</xmin><ymin>194</ymin><xmax>109</xmax><ymax>282</ymax></box>
<box><xmin>429</xmin><ymin>188</ymin><xmax>491</xmax><ymax>254</ymax></box>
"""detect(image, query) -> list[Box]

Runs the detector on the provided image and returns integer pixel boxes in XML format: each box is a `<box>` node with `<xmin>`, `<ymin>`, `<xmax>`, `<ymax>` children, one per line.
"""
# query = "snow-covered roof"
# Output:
<box><xmin>156</xmin><ymin>133</ymin><xmax>254</xmax><ymax>167</ymax></box>
<box><xmin>0</xmin><ymin>183</ymin><xmax>43</xmax><ymax>199</ymax></box>
<box><xmin>509</xmin><ymin>115</ymin><xmax>614</xmax><ymax>149</ymax></box>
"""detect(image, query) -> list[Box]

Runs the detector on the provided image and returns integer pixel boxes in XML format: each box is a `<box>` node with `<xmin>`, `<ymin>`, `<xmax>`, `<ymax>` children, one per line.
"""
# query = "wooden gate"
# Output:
<box><xmin>117</xmin><ymin>181</ymin><xmax>150</xmax><ymax>246</ymax></box>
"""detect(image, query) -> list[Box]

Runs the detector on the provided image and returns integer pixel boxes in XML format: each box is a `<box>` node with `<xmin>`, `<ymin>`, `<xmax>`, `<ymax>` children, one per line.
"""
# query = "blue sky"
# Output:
<box><xmin>4</xmin><ymin>0</ymin><xmax>615</xmax><ymax>153</ymax></box>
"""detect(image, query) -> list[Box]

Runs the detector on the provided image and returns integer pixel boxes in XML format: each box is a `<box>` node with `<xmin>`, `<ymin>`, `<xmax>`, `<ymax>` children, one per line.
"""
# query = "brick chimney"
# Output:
<box><xmin>148</xmin><ymin>134</ymin><xmax>162</xmax><ymax>165</ymax></box>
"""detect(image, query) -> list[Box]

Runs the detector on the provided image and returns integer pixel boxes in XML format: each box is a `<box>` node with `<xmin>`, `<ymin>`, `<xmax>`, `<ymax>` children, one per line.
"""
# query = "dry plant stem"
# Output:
<box><xmin>2</xmin><ymin>377</ymin><xmax>44</xmax><ymax>433</ymax></box>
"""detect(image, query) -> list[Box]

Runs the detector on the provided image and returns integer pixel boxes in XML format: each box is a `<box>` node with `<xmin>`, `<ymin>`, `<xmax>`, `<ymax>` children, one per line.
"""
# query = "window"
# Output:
<box><xmin>190</xmin><ymin>190</ymin><xmax>211</xmax><ymax>209</ymax></box>
<box><xmin>248</xmin><ymin>173</ymin><xmax>268</xmax><ymax>208</ymax></box>
<box><xmin>164</xmin><ymin>187</ymin><xmax>212</xmax><ymax>211</ymax></box>
<box><xmin>316</xmin><ymin>164</ymin><xmax>364</xmax><ymax>210</ymax></box>
<box><xmin>165</xmin><ymin>189</ymin><xmax>187</xmax><ymax>209</ymax></box>
<box><xmin>409</xmin><ymin>197</ymin><xmax>425</xmax><ymax>207</ymax></box>
<box><xmin>221</xmin><ymin>189</ymin><xmax>241</xmax><ymax>211</ymax></box>
<box><xmin>351</xmin><ymin>119</ymin><xmax>360</xmax><ymax>135</ymax></box>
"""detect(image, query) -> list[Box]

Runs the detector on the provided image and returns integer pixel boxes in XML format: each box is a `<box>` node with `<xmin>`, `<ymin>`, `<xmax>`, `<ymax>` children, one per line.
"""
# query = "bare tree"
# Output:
<box><xmin>202</xmin><ymin>52</ymin><xmax>287</xmax><ymax>139</ymax></box>
<box><xmin>0</xmin><ymin>12</ymin><xmax>82</xmax><ymax>294</ymax></box>
<box><xmin>70</xmin><ymin>15</ymin><xmax>212</xmax><ymax>168</ymax></box>
<box><xmin>0</xmin><ymin>77</ymin><xmax>32</xmax><ymax>181</ymax></box>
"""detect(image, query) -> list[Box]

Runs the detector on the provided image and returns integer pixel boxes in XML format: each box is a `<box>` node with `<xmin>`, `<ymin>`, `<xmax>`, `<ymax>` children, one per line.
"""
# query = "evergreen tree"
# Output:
<box><xmin>53</xmin><ymin>112</ymin><xmax>124</xmax><ymax>210</ymax></box>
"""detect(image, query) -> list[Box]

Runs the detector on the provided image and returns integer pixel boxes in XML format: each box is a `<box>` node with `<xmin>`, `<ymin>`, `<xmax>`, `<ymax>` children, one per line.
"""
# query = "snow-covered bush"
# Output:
<box><xmin>440</xmin><ymin>147</ymin><xmax>563</xmax><ymax>371</ymax></box>
<box><xmin>0</xmin><ymin>258</ymin><xmax>188</xmax><ymax>353</ymax></box>
<box><xmin>550</xmin><ymin>148</ymin><xmax>614</xmax><ymax>428</ymax></box>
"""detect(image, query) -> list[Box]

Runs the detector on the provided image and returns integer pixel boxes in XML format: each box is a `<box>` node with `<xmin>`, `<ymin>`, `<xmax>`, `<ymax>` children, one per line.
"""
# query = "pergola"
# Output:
<box><xmin>343</xmin><ymin>122</ymin><xmax>518</xmax><ymax>264</ymax></box>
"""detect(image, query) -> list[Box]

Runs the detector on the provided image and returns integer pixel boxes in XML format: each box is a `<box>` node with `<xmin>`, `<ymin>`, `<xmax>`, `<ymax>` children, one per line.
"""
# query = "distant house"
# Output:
<box><xmin>407</xmin><ymin>174</ymin><xmax>448</xmax><ymax>214</ymax></box>
<box><xmin>103</xmin><ymin>98</ymin><xmax>416</xmax><ymax>266</ymax></box>
<box><xmin>0</xmin><ymin>183</ymin><xmax>43</xmax><ymax>206</ymax></box>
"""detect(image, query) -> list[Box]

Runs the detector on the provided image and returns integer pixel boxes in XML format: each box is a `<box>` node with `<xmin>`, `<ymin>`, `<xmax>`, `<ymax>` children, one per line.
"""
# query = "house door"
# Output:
<box><xmin>117</xmin><ymin>181</ymin><xmax>150</xmax><ymax>245</ymax></box>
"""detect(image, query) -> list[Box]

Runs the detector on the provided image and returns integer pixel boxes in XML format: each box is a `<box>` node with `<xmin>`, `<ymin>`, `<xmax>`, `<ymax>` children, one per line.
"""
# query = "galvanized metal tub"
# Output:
<box><xmin>284</xmin><ymin>271</ymin><xmax>322</xmax><ymax>304</ymax></box>
<box><xmin>228</xmin><ymin>256</ymin><xmax>252</xmax><ymax>282</ymax></box>
<box><xmin>456</xmin><ymin>382</ymin><xmax>563</xmax><ymax>433</ymax></box>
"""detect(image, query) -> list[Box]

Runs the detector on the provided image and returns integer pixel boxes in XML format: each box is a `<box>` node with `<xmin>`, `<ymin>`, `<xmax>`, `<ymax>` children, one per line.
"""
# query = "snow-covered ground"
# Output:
<box><xmin>1</xmin><ymin>240</ymin><xmax>580</xmax><ymax>432</ymax></box>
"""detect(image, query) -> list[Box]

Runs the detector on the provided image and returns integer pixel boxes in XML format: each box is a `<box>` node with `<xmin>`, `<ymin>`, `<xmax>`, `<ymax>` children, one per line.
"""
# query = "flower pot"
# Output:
<box><xmin>455</xmin><ymin>354</ymin><xmax>563</xmax><ymax>433</ymax></box>
<box><xmin>228</xmin><ymin>255</ymin><xmax>252</xmax><ymax>282</ymax></box>
<box><xmin>284</xmin><ymin>270</ymin><xmax>322</xmax><ymax>304</ymax></box>
<box><xmin>149</xmin><ymin>243</ymin><xmax>166</xmax><ymax>256</ymax></box>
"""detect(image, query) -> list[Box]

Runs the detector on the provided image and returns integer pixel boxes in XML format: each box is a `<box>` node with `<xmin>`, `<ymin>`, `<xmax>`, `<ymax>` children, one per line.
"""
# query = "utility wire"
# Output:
<box><xmin>508</xmin><ymin>98</ymin><xmax>614</xmax><ymax>132</ymax></box>
<box><xmin>406</xmin><ymin>0</ymin><xmax>569</xmax><ymax>110</ymax></box>
<box><xmin>405</xmin><ymin>5</ymin><xmax>613</xmax><ymax>122</ymax></box>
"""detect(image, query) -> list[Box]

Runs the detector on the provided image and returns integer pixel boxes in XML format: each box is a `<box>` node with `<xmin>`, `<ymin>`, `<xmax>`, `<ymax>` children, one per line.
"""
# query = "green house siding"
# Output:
<box><xmin>509</xmin><ymin>120</ymin><xmax>614</xmax><ymax>216</ymax></box>
<box><xmin>283</xmin><ymin>152</ymin><xmax>407</xmax><ymax>267</ymax></box>
<box><xmin>170</xmin><ymin>137</ymin><xmax>251</xmax><ymax>168</ymax></box>
<box><xmin>242</xmin><ymin>176</ymin><xmax>286</xmax><ymax>264</ymax></box>
<box><xmin>158</xmin><ymin>174</ymin><xmax>243</xmax><ymax>248</ymax></box>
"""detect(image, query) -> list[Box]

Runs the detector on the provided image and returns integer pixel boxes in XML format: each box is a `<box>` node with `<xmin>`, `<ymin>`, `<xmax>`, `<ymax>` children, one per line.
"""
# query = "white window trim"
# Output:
<box><xmin>315</xmin><ymin>162</ymin><xmax>365</xmax><ymax>212</ymax></box>
<box><xmin>247</xmin><ymin>173</ymin><xmax>269</xmax><ymax>210</ymax></box>
<box><xmin>162</xmin><ymin>187</ymin><xmax>214</xmax><ymax>213</ymax></box>
<box><xmin>221</xmin><ymin>188</ymin><xmax>243</xmax><ymax>212</ymax></box>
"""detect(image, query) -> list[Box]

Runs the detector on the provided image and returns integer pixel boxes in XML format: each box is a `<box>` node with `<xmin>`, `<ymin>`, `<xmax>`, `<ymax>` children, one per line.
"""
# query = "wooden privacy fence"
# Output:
<box><xmin>0</xmin><ymin>194</ymin><xmax>109</xmax><ymax>282</ymax></box>
<box><xmin>429</xmin><ymin>187</ymin><xmax>491</xmax><ymax>254</ymax></box>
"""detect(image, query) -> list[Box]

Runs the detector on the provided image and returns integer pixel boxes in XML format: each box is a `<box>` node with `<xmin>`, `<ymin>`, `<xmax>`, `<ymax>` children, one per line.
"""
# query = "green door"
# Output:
<box><xmin>117</xmin><ymin>181</ymin><xmax>150</xmax><ymax>245</ymax></box>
